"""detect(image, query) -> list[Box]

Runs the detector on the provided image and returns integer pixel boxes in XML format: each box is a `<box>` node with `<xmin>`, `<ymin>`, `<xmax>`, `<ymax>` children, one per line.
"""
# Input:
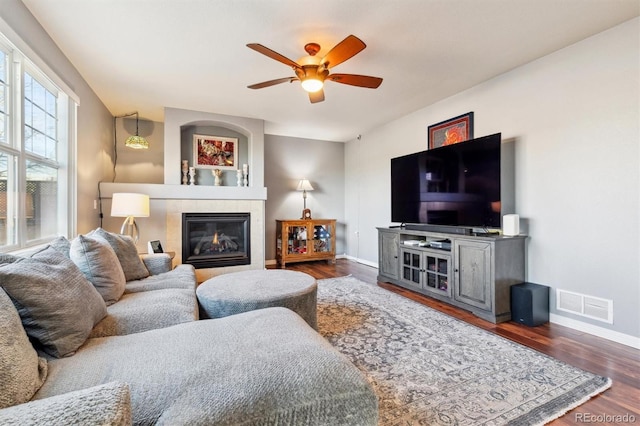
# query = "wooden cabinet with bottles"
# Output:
<box><xmin>276</xmin><ymin>219</ymin><xmax>336</xmax><ymax>268</ymax></box>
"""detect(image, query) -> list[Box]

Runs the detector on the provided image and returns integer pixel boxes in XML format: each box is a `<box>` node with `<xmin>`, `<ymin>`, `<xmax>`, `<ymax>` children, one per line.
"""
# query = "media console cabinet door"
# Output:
<box><xmin>454</xmin><ymin>240</ymin><xmax>492</xmax><ymax>311</ymax></box>
<box><xmin>400</xmin><ymin>248</ymin><xmax>424</xmax><ymax>290</ymax></box>
<box><xmin>378</xmin><ymin>230</ymin><xmax>399</xmax><ymax>280</ymax></box>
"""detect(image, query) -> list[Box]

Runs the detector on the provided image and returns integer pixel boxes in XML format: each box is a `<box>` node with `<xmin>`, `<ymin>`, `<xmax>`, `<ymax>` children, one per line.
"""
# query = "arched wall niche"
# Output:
<box><xmin>183</xmin><ymin>119</ymin><xmax>250</xmax><ymax>137</ymax></box>
<box><xmin>180</xmin><ymin>121</ymin><xmax>249</xmax><ymax>187</ymax></box>
<box><xmin>164</xmin><ymin>107</ymin><xmax>265</xmax><ymax>188</ymax></box>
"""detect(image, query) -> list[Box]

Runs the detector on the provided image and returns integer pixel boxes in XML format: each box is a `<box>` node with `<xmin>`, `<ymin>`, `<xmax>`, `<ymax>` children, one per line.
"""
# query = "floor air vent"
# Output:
<box><xmin>557</xmin><ymin>290</ymin><xmax>613</xmax><ymax>324</ymax></box>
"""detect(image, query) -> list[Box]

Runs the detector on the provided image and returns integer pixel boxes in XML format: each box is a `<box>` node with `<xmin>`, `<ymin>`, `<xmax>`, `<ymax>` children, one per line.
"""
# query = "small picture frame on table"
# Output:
<box><xmin>147</xmin><ymin>240</ymin><xmax>164</xmax><ymax>254</ymax></box>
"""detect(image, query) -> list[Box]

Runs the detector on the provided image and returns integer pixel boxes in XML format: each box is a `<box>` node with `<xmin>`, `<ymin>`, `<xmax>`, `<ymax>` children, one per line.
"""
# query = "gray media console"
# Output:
<box><xmin>377</xmin><ymin>227</ymin><xmax>527</xmax><ymax>323</ymax></box>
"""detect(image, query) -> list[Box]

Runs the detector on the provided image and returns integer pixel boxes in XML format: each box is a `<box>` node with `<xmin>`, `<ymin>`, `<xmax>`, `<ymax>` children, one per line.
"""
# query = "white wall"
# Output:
<box><xmin>345</xmin><ymin>18</ymin><xmax>640</xmax><ymax>342</ymax></box>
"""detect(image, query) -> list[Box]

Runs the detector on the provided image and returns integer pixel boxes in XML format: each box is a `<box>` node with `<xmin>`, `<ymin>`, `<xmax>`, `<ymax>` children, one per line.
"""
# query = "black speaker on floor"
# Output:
<box><xmin>511</xmin><ymin>282</ymin><xmax>549</xmax><ymax>327</ymax></box>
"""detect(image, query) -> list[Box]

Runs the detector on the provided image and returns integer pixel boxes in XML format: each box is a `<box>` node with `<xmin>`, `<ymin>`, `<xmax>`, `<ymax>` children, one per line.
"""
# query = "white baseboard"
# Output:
<box><xmin>343</xmin><ymin>255</ymin><xmax>378</xmax><ymax>268</ymax></box>
<box><xmin>267</xmin><ymin>256</ymin><xmax>639</xmax><ymax>349</ymax></box>
<box><xmin>550</xmin><ymin>313</ymin><xmax>639</xmax><ymax>349</ymax></box>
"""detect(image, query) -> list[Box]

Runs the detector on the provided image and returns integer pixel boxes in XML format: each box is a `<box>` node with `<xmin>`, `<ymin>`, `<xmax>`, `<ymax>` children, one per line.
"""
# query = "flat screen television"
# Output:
<box><xmin>391</xmin><ymin>133</ymin><xmax>508</xmax><ymax>230</ymax></box>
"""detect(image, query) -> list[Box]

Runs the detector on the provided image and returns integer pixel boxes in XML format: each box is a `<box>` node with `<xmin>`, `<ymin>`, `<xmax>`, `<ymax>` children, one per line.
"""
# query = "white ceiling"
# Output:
<box><xmin>21</xmin><ymin>0</ymin><xmax>639</xmax><ymax>142</ymax></box>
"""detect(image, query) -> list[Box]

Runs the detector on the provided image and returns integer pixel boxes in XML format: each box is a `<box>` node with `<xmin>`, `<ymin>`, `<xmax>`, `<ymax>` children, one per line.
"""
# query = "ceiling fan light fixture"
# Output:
<box><xmin>246</xmin><ymin>35</ymin><xmax>382</xmax><ymax>103</ymax></box>
<box><xmin>301</xmin><ymin>78</ymin><xmax>324</xmax><ymax>93</ymax></box>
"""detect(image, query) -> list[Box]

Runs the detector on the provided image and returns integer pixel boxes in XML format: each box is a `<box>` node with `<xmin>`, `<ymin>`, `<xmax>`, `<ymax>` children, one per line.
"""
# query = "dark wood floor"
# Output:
<box><xmin>272</xmin><ymin>259</ymin><xmax>640</xmax><ymax>425</ymax></box>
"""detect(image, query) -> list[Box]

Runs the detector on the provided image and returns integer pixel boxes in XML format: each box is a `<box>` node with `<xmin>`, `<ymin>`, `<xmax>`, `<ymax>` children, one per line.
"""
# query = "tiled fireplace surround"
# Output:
<box><xmin>102</xmin><ymin>107</ymin><xmax>268</xmax><ymax>283</ymax></box>
<box><xmin>167</xmin><ymin>198</ymin><xmax>265</xmax><ymax>282</ymax></box>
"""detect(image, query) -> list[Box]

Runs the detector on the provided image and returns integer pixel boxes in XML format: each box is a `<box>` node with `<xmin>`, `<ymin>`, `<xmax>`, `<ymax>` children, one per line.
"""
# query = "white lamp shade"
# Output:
<box><xmin>296</xmin><ymin>179</ymin><xmax>314</xmax><ymax>191</ymax></box>
<box><xmin>111</xmin><ymin>193</ymin><xmax>150</xmax><ymax>217</ymax></box>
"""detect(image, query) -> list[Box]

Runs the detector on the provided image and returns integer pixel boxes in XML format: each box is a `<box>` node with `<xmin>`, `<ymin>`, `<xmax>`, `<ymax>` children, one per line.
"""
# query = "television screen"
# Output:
<box><xmin>391</xmin><ymin>133</ymin><xmax>502</xmax><ymax>228</ymax></box>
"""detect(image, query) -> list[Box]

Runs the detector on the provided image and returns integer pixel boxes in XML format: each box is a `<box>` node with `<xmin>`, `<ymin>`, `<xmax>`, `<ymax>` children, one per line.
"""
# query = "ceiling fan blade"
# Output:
<box><xmin>321</xmin><ymin>35</ymin><xmax>366</xmax><ymax>68</ymax></box>
<box><xmin>247</xmin><ymin>77</ymin><xmax>298</xmax><ymax>89</ymax></box>
<box><xmin>327</xmin><ymin>73</ymin><xmax>383</xmax><ymax>89</ymax></box>
<box><xmin>308</xmin><ymin>89</ymin><xmax>325</xmax><ymax>103</ymax></box>
<box><xmin>247</xmin><ymin>43</ymin><xmax>301</xmax><ymax>69</ymax></box>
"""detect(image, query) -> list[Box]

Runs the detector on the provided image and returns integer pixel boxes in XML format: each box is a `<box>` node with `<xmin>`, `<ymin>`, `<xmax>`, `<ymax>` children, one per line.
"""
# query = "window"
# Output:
<box><xmin>0</xmin><ymin>32</ymin><xmax>76</xmax><ymax>251</ymax></box>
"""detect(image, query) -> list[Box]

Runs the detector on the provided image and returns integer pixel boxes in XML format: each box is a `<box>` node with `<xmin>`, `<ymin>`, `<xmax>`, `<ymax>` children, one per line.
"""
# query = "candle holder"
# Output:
<box><xmin>181</xmin><ymin>160</ymin><xmax>189</xmax><ymax>185</ymax></box>
<box><xmin>188</xmin><ymin>167</ymin><xmax>196</xmax><ymax>185</ymax></box>
<box><xmin>236</xmin><ymin>169</ymin><xmax>243</xmax><ymax>187</ymax></box>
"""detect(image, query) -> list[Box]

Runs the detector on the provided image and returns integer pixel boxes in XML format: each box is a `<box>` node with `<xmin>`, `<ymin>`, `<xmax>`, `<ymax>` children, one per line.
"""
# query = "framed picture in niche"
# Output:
<box><xmin>428</xmin><ymin>112</ymin><xmax>474</xmax><ymax>149</ymax></box>
<box><xmin>193</xmin><ymin>135</ymin><xmax>238</xmax><ymax>170</ymax></box>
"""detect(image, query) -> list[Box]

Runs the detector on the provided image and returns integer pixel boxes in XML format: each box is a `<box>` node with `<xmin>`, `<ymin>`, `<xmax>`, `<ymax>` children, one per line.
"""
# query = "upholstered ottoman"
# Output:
<box><xmin>196</xmin><ymin>270</ymin><xmax>318</xmax><ymax>329</ymax></box>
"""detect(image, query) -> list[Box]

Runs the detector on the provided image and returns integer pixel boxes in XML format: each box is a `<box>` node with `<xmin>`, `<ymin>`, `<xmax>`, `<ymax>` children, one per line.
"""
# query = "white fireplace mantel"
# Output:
<box><xmin>100</xmin><ymin>182</ymin><xmax>267</xmax><ymax>201</ymax></box>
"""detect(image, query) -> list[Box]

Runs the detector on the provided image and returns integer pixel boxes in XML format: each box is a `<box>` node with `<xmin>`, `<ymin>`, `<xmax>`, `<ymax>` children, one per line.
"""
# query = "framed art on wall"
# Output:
<box><xmin>428</xmin><ymin>112</ymin><xmax>474</xmax><ymax>149</ymax></box>
<box><xmin>193</xmin><ymin>135</ymin><xmax>238</xmax><ymax>169</ymax></box>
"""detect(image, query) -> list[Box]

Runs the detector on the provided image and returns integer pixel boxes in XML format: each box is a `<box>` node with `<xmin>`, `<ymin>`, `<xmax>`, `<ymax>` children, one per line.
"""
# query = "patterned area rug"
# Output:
<box><xmin>316</xmin><ymin>276</ymin><xmax>611</xmax><ymax>426</ymax></box>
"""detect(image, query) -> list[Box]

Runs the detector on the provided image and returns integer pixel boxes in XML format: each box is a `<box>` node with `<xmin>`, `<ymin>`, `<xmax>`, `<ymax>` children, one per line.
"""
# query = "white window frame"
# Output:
<box><xmin>0</xmin><ymin>20</ymin><xmax>78</xmax><ymax>252</ymax></box>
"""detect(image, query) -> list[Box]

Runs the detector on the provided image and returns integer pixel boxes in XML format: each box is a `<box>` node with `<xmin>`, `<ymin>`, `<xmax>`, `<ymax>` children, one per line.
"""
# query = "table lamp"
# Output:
<box><xmin>296</xmin><ymin>179</ymin><xmax>314</xmax><ymax>219</ymax></box>
<box><xmin>111</xmin><ymin>193</ymin><xmax>150</xmax><ymax>242</ymax></box>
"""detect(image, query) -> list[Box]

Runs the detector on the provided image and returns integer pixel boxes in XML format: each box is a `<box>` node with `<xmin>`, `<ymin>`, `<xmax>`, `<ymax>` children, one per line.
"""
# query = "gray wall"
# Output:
<box><xmin>264</xmin><ymin>135</ymin><xmax>345</xmax><ymax>261</ymax></box>
<box><xmin>345</xmin><ymin>18</ymin><xmax>639</xmax><ymax>342</ymax></box>
<box><xmin>1</xmin><ymin>1</ymin><xmax>114</xmax><ymax>235</ymax></box>
<box><xmin>114</xmin><ymin>117</ymin><xmax>164</xmax><ymax>184</ymax></box>
<box><xmin>7</xmin><ymin>2</ymin><xmax>637</xmax><ymax>344</ymax></box>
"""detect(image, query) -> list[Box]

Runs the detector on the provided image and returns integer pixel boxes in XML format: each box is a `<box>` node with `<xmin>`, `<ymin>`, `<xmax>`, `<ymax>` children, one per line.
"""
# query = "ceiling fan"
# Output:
<box><xmin>246</xmin><ymin>34</ymin><xmax>383</xmax><ymax>103</ymax></box>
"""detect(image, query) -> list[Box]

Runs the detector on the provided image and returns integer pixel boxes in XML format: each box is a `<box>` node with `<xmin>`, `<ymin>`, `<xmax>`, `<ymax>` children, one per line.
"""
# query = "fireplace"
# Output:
<box><xmin>182</xmin><ymin>213</ymin><xmax>250</xmax><ymax>269</ymax></box>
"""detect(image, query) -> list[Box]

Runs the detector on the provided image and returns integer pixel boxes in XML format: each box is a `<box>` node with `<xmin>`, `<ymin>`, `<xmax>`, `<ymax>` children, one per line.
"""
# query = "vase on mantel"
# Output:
<box><xmin>213</xmin><ymin>169</ymin><xmax>222</xmax><ymax>186</ymax></box>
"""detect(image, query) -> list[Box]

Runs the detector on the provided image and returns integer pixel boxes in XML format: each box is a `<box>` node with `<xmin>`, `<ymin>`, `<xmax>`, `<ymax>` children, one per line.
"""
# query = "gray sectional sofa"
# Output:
<box><xmin>0</xmin><ymin>229</ymin><xmax>378</xmax><ymax>425</ymax></box>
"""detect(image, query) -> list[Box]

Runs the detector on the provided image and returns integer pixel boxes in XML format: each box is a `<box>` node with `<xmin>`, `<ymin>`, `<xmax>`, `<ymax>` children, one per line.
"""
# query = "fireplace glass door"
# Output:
<box><xmin>182</xmin><ymin>213</ymin><xmax>250</xmax><ymax>268</ymax></box>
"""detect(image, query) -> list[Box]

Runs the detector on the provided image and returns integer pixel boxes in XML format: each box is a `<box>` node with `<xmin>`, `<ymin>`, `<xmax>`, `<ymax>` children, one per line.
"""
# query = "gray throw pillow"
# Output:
<box><xmin>0</xmin><ymin>287</ymin><xmax>48</xmax><ymax>409</ymax></box>
<box><xmin>0</xmin><ymin>253</ymin><xmax>19</xmax><ymax>265</ymax></box>
<box><xmin>49</xmin><ymin>236</ymin><xmax>71</xmax><ymax>258</ymax></box>
<box><xmin>92</xmin><ymin>228</ymin><xmax>150</xmax><ymax>281</ymax></box>
<box><xmin>70</xmin><ymin>234</ymin><xmax>126</xmax><ymax>305</ymax></box>
<box><xmin>0</xmin><ymin>246</ymin><xmax>107</xmax><ymax>358</ymax></box>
